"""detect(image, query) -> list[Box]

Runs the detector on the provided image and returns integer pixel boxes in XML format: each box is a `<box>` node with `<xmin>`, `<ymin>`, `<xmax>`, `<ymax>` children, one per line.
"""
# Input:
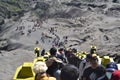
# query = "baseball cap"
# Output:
<box><xmin>106</xmin><ymin>62</ymin><xmax>118</xmax><ymax>71</ymax></box>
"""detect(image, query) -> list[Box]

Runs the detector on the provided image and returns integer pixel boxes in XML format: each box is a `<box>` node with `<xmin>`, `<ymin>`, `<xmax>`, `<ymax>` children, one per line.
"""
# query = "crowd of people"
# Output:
<box><xmin>33</xmin><ymin>46</ymin><xmax>120</xmax><ymax>80</ymax></box>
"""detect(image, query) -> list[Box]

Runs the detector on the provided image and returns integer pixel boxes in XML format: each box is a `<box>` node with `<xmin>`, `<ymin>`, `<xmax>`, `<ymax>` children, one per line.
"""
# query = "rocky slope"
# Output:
<box><xmin>1</xmin><ymin>0</ymin><xmax>120</xmax><ymax>80</ymax></box>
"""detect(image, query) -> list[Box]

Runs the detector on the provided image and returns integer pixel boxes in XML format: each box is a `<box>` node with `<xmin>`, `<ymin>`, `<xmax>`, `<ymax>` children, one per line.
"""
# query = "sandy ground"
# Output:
<box><xmin>0</xmin><ymin>49</ymin><xmax>34</xmax><ymax>80</ymax></box>
<box><xmin>1</xmin><ymin>0</ymin><xmax>120</xmax><ymax>80</ymax></box>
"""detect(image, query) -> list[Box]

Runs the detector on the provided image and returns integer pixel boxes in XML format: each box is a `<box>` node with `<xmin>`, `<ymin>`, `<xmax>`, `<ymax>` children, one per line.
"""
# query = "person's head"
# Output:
<box><xmin>59</xmin><ymin>48</ymin><xmax>64</xmax><ymax>54</ymax></box>
<box><xmin>90</xmin><ymin>46</ymin><xmax>96</xmax><ymax>54</ymax></box>
<box><xmin>90</xmin><ymin>55</ymin><xmax>99</xmax><ymax>69</ymax></box>
<box><xmin>72</xmin><ymin>48</ymin><xmax>77</xmax><ymax>53</ymax></box>
<box><xmin>33</xmin><ymin>61</ymin><xmax>48</xmax><ymax>74</ymax></box>
<box><xmin>60</xmin><ymin>64</ymin><xmax>79</xmax><ymax>80</ymax></box>
<box><xmin>49</xmin><ymin>47</ymin><xmax>57</xmax><ymax>56</ymax></box>
<box><xmin>86</xmin><ymin>54</ymin><xmax>92</xmax><ymax>62</ymax></box>
<box><xmin>105</xmin><ymin>62</ymin><xmax>118</xmax><ymax>79</ymax></box>
<box><xmin>35</xmin><ymin>47</ymin><xmax>40</xmax><ymax>51</ymax></box>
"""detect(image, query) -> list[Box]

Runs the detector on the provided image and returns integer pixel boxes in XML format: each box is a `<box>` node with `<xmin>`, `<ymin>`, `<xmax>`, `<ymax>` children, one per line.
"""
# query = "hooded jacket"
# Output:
<box><xmin>110</xmin><ymin>70</ymin><xmax>120</xmax><ymax>80</ymax></box>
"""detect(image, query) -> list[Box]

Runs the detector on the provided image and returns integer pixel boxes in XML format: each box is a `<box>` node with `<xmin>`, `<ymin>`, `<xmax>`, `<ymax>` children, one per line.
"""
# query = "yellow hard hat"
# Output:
<box><xmin>81</xmin><ymin>51</ymin><xmax>88</xmax><ymax>55</ymax></box>
<box><xmin>92</xmin><ymin>53</ymin><xmax>97</xmax><ymax>57</ymax></box>
<box><xmin>45</xmin><ymin>52</ymin><xmax>50</xmax><ymax>56</ymax></box>
<box><xmin>34</xmin><ymin>47</ymin><xmax>40</xmax><ymax>50</ymax></box>
<box><xmin>91</xmin><ymin>46</ymin><xmax>96</xmax><ymax>49</ymax></box>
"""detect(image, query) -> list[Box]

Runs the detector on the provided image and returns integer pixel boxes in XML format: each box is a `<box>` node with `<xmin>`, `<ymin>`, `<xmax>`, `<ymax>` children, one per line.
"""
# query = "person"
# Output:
<box><xmin>78</xmin><ymin>54</ymin><xmax>92</xmax><ymax>80</ymax></box>
<box><xmin>110</xmin><ymin>70</ymin><xmax>120</xmax><ymax>80</ymax></box>
<box><xmin>83</xmin><ymin>55</ymin><xmax>107</xmax><ymax>80</ymax></box>
<box><xmin>41</xmin><ymin>49</ymin><xmax>45</xmax><ymax>56</ymax></box>
<box><xmin>34</xmin><ymin>47</ymin><xmax>40</xmax><ymax>57</ymax></box>
<box><xmin>60</xmin><ymin>64</ymin><xmax>79</xmax><ymax>80</ymax></box>
<box><xmin>57</xmin><ymin>48</ymin><xmax>68</xmax><ymax>63</ymax></box>
<box><xmin>46</xmin><ymin>47</ymin><xmax>64</xmax><ymax>80</ymax></box>
<box><xmin>33</xmin><ymin>61</ymin><xmax>56</xmax><ymax>80</ymax></box>
<box><xmin>92</xmin><ymin>53</ymin><xmax>101</xmax><ymax>65</ymax></box>
<box><xmin>105</xmin><ymin>62</ymin><xmax>118</xmax><ymax>80</ymax></box>
<box><xmin>80</xmin><ymin>51</ymin><xmax>88</xmax><ymax>60</ymax></box>
<box><xmin>90</xmin><ymin>46</ymin><xmax>97</xmax><ymax>54</ymax></box>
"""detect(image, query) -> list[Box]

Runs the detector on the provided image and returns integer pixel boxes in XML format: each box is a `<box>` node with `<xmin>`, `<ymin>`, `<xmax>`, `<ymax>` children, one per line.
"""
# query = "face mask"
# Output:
<box><xmin>106</xmin><ymin>72</ymin><xmax>112</xmax><ymax>79</ymax></box>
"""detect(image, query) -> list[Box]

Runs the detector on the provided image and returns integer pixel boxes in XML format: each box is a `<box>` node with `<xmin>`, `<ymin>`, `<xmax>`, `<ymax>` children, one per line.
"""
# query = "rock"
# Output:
<box><xmin>0</xmin><ymin>43</ymin><xmax>23</xmax><ymax>51</ymax></box>
<box><xmin>0</xmin><ymin>18</ymin><xmax>5</xmax><ymax>25</ymax></box>
<box><xmin>112</xmin><ymin>0</ymin><xmax>118</xmax><ymax>3</ymax></box>
<box><xmin>0</xmin><ymin>39</ymin><xmax>23</xmax><ymax>51</ymax></box>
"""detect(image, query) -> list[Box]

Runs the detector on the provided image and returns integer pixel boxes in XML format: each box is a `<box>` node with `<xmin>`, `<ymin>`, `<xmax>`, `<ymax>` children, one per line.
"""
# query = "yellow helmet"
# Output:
<box><xmin>45</xmin><ymin>52</ymin><xmax>50</xmax><ymax>56</ymax></box>
<box><xmin>92</xmin><ymin>53</ymin><xmax>97</xmax><ymax>57</ymax></box>
<box><xmin>81</xmin><ymin>51</ymin><xmax>88</xmax><ymax>55</ymax></box>
<box><xmin>34</xmin><ymin>47</ymin><xmax>40</xmax><ymax>50</ymax></box>
<box><xmin>91</xmin><ymin>46</ymin><xmax>96</xmax><ymax>49</ymax></box>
